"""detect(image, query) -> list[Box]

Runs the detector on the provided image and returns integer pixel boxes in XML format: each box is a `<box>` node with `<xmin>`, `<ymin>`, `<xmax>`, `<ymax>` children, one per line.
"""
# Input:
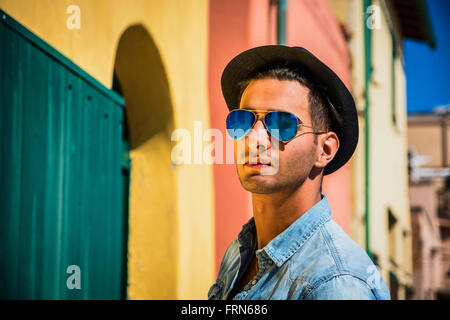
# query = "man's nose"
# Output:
<box><xmin>247</xmin><ymin>119</ymin><xmax>271</xmax><ymax>151</ymax></box>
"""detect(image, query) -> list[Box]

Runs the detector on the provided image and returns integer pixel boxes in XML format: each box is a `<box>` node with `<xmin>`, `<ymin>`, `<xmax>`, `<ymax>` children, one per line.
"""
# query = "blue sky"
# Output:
<box><xmin>404</xmin><ymin>0</ymin><xmax>450</xmax><ymax>113</ymax></box>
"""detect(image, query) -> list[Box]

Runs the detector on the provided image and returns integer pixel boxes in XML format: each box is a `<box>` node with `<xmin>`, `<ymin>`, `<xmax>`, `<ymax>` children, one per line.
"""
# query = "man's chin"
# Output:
<box><xmin>239</xmin><ymin>176</ymin><xmax>283</xmax><ymax>194</ymax></box>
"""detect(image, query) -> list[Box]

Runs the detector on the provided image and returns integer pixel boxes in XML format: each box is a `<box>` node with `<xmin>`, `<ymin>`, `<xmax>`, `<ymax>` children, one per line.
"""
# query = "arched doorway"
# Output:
<box><xmin>113</xmin><ymin>25</ymin><xmax>177</xmax><ymax>299</ymax></box>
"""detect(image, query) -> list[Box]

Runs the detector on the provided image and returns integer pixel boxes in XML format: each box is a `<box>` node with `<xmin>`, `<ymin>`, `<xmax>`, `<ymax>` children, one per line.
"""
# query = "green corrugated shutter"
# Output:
<box><xmin>0</xmin><ymin>10</ymin><xmax>128</xmax><ymax>299</ymax></box>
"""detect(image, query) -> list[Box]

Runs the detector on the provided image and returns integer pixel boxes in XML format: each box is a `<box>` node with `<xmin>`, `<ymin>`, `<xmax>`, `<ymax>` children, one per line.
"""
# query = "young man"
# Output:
<box><xmin>208</xmin><ymin>46</ymin><xmax>390</xmax><ymax>300</ymax></box>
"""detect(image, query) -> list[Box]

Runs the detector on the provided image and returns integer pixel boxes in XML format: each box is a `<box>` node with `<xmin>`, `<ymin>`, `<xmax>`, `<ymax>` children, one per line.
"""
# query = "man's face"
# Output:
<box><xmin>234</xmin><ymin>78</ymin><xmax>318</xmax><ymax>194</ymax></box>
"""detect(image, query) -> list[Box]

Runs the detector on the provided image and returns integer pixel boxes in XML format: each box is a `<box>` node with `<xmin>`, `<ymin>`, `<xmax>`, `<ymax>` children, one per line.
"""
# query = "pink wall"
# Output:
<box><xmin>409</xmin><ymin>183</ymin><xmax>443</xmax><ymax>299</ymax></box>
<box><xmin>208</xmin><ymin>0</ymin><xmax>258</xmax><ymax>274</ymax></box>
<box><xmin>209</xmin><ymin>0</ymin><xmax>352</xmax><ymax>272</ymax></box>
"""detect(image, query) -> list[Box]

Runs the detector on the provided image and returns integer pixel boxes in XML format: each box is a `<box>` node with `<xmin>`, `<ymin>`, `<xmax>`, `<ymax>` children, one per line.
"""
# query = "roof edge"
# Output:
<box><xmin>416</xmin><ymin>0</ymin><xmax>437</xmax><ymax>49</ymax></box>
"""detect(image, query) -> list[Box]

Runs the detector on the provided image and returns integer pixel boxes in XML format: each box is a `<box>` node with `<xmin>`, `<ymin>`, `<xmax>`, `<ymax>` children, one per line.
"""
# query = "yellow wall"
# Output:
<box><xmin>0</xmin><ymin>0</ymin><xmax>215</xmax><ymax>299</ymax></box>
<box><xmin>370</xmin><ymin>0</ymin><xmax>411</xmax><ymax>296</ymax></box>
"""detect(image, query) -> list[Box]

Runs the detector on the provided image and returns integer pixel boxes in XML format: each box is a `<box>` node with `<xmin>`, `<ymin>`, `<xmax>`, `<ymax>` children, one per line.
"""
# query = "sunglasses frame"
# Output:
<box><xmin>226</xmin><ymin>109</ymin><xmax>329</xmax><ymax>142</ymax></box>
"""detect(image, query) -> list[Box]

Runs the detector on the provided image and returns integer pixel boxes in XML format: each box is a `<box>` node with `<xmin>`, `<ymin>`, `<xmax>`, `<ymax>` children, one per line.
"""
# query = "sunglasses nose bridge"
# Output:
<box><xmin>247</xmin><ymin>112</ymin><xmax>271</xmax><ymax>146</ymax></box>
<box><xmin>252</xmin><ymin>111</ymin><xmax>270</xmax><ymax>131</ymax></box>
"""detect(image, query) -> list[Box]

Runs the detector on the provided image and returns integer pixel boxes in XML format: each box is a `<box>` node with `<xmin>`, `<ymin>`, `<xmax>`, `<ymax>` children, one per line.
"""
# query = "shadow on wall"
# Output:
<box><xmin>114</xmin><ymin>25</ymin><xmax>174</xmax><ymax>149</ymax></box>
<box><xmin>113</xmin><ymin>24</ymin><xmax>178</xmax><ymax>299</ymax></box>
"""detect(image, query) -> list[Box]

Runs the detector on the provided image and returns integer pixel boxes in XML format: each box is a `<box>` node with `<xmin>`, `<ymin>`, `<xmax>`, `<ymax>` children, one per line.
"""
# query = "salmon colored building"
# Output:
<box><xmin>208</xmin><ymin>0</ymin><xmax>353</xmax><ymax>273</ymax></box>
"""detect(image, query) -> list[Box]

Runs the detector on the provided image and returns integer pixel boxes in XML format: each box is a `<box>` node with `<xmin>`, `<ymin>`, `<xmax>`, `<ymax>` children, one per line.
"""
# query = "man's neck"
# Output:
<box><xmin>251</xmin><ymin>179</ymin><xmax>322</xmax><ymax>250</ymax></box>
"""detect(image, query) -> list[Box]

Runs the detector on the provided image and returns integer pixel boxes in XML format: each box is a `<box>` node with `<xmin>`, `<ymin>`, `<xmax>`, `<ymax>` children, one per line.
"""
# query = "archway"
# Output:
<box><xmin>113</xmin><ymin>24</ymin><xmax>177</xmax><ymax>299</ymax></box>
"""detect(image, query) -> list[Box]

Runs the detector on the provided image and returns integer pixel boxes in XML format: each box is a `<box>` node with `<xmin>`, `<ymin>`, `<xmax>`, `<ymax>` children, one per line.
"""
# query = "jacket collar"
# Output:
<box><xmin>237</xmin><ymin>193</ymin><xmax>332</xmax><ymax>267</ymax></box>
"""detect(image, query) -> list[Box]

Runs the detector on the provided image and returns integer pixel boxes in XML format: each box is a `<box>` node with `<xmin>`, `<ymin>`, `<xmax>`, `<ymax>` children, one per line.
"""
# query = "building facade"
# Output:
<box><xmin>329</xmin><ymin>0</ymin><xmax>435</xmax><ymax>299</ymax></box>
<box><xmin>408</xmin><ymin>111</ymin><xmax>450</xmax><ymax>299</ymax></box>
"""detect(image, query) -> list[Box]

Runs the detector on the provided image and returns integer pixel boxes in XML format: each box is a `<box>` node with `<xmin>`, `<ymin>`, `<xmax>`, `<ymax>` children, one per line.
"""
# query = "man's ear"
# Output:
<box><xmin>314</xmin><ymin>132</ymin><xmax>339</xmax><ymax>169</ymax></box>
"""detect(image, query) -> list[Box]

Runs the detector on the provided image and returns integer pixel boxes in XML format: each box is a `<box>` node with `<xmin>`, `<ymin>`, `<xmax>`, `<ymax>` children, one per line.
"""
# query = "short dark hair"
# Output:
<box><xmin>237</xmin><ymin>63</ymin><xmax>342</xmax><ymax>143</ymax></box>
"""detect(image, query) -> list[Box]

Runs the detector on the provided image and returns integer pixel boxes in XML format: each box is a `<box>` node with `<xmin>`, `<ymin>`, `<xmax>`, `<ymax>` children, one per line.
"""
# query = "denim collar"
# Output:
<box><xmin>237</xmin><ymin>193</ymin><xmax>332</xmax><ymax>268</ymax></box>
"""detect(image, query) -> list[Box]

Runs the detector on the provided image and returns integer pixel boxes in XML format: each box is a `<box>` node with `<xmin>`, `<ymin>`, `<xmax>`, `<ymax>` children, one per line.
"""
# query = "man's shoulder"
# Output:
<box><xmin>290</xmin><ymin>219</ymin><xmax>390</xmax><ymax>299</ymax></box>
<box><xmin>320</xmin><ymin>219</ymin><xmax>375</xmax><ymax>275</ymax></box>
<box><xmin>291</xmin><ymin>219</ymin><xmax>373</xmax><ymax>277</ymax></box>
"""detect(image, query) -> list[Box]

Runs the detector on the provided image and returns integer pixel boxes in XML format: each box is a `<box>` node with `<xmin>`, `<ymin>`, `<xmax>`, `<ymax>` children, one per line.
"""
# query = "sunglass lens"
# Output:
<box><xmin>226</xmin><ymin>110</ymin><xmax>255</xmax><ymax>139</ymax></box>
<box><xmin>265</xmin><ymin>111</ymin><xmax>298</xmax><ymax>141</ymax></box>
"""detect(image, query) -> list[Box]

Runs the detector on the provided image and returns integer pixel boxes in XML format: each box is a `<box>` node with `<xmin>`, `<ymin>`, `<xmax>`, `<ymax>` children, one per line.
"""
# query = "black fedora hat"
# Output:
<box><xmin>221</xmin><ymin>45</ymin><xmax>358</xmax><ymax>175</ymax></box>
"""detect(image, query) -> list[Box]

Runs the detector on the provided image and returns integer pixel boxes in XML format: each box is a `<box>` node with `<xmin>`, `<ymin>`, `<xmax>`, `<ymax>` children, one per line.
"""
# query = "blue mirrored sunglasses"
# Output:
<box><xmin>226</xmin><ymin>109</ymin><xmax>327</xmax><ymax>142</ymax></box>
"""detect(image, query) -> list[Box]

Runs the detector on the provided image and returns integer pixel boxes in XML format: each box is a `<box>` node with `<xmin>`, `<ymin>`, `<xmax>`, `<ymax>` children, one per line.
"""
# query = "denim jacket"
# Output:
<box><xmin>208</xmin><ymin>194</ymin><xmax>390</xmax><ymax>300</ymax></box>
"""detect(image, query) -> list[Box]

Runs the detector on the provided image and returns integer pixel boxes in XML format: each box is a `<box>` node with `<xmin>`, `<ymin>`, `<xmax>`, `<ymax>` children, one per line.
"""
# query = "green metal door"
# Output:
<box><xmin>0</xmin><ymin>10</ymin><xmax>128</xmax><ymax>299</ymax></box>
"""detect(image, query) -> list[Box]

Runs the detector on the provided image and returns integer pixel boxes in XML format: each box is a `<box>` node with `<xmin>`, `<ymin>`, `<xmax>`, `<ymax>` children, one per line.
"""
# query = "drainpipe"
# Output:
<box><xmin>277</xmin><ymin>0</ymin><xmax>287</xmax><ymax>45</ymax></box>
<box><xmin>363</xmin><ymin>0</ymin><xmax>373</xmax><ymax>260</ymax></box>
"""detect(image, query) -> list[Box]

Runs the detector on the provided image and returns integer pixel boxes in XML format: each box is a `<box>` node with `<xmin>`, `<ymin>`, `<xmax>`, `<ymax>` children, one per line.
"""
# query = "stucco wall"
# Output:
<box><xmin>0</xmin><ymin>0</ymin><xmax>214</xmax><ymax>299</ymax></box>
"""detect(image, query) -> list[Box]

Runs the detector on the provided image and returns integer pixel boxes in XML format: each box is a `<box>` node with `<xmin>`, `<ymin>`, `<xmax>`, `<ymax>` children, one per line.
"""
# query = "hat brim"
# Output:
<box><xmin>221</xmin><ymin>45</ymin><xmax>358</xmax><ymax>175</ymax></box>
